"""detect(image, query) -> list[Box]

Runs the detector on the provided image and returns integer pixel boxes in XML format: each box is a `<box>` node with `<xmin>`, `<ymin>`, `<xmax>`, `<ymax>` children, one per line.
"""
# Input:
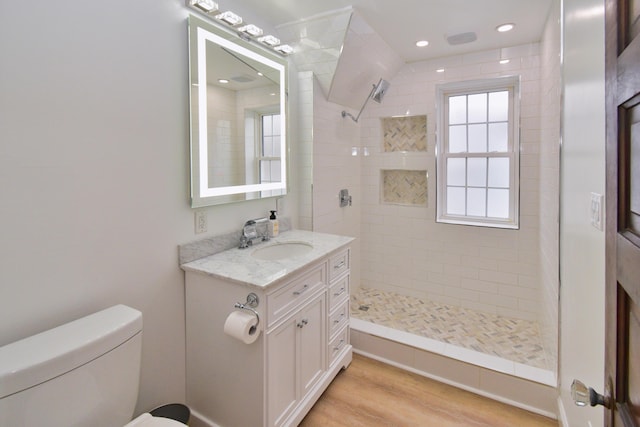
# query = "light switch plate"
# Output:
<box><xmin>590</xmin><ymin>192</ymin><xmax>603</xmax><ymax>231</ymax></box>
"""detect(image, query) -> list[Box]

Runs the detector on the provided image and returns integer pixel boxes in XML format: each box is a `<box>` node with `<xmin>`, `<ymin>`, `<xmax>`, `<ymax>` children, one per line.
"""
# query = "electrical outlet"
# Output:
<box><xmin>195</xmin><ymin>210</ymin><xmax>207</xmax><ymax>234</ymax></box>
<box><xmin>590</xmin><ymin>192</ymin><xmax>603</xmax><ymax>231</ymax></box>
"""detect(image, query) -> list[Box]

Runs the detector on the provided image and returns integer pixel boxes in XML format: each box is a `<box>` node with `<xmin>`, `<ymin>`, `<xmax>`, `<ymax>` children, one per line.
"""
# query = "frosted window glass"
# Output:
<box><xmin>447</xmin><ymin>158</ymin><xmax>466</xmax><ymax>186</ymax></box>
<box><xmin>488</xmin><ymin>158</ymin><xmax>510</xmax><ymax>188</ymax></box>
<box><xmin>262</xmin><ymin>116</ymin><xmax>273</xmax><ymax>135</ymax></box>
<box><xmin>447</xmin><ymin>187</ymin><xmax>466</xmax><ymax>215</ymax></box>
<box><xmin>488</xmin><ymin>188</ymin><xmax>509</xmax><ymax>218</ymax></box>
<box><xmin>449</xmin><ymin>96</ymin><xmax>467</xmax><ymax>124</ymax></box>
<box><xmin>271</xmin><ymin>160</ymin><xmax>281</xmax><ymax>182</ymax></box>
<box><xmin>273</xmin><ymin>136</ymin><xmax>281</xmax><ymax>157</ymax></box>
<box><xmin>488</xmin><ymin>123</ymin><xmax>508</xmax><ymax>152</ymax></box>
<box><xmin>468</xmin><ymin>93</ymin><xmax>487</xmax><ymax>123</ymax></box>
<box><xmin>272</xmin><ymin>114</ymin><xmax>281</xmax><ymax>135</ymax></box>
<box><xmin>488</xmin><ymin>91</ymin><xmax>509</xmax><ymax>121</ymax></box>
<box><xmin>467</xmin><ymin>188</ymin><xmax>487</xmax><ymax>216</ymax></box>
<box><xmin>449</xmin><ymin>125</ymin><xmax>467</xmax><ymax>152</ymax></box>
<box><xmin>468</xmin><ymin>124</ymin><xmax>487</xmax><ymax>153</ymax></box>
<box><xmin>260</xmin><ymin>160</ymin><xmax>270</xmax><ymax>181</ymax></box>
<box><xmin>263</xmin><ymin>136</ymin><xmax>274</xmax><ymax>157</ymax></box>
<box><xmin>467</xmin><ymin>157</ymin><xmax>487</xmax><ymax>187</ymax></box>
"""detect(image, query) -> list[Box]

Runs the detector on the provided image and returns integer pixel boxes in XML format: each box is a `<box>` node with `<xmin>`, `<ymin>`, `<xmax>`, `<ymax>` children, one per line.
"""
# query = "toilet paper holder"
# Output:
<box><xmin>234</xmin><ymin>293</ymin><xmax>260</xmax><ymax>331</ymax></box>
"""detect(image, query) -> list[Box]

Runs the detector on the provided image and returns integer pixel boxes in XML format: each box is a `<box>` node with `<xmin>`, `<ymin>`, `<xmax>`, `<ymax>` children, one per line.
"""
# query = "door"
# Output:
<box><xmin>298</xmin><ymin>294</ymin><xmax>326</xmax><ymax>398</ymax></box>
<box><xmin>605</xmin><ymin>0</ymin><xmax>640</xmax><ymax>425</ymax></box>
<box><xmin>267</xmin><ymin>316</ymin><xmax>298</xmax><ymax>427</ymax></box>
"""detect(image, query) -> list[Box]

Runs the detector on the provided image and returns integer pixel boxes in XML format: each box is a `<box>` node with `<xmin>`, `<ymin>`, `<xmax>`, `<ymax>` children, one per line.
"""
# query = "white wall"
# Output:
<box><xmin>0</xmin><ymin>0</ymin><xmax>299</xmax><ymax>416</ymax></box>
<box><xmin>558</xmin><ymin>0</ymin><xmax>606</xmax><ymax>425</ymax></box>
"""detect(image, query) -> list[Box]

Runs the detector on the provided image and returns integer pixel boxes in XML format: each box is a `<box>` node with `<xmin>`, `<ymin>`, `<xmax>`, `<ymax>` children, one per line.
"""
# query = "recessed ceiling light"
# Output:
<box><xmin>496</xmin><ymin>23</ymin><xmax>515</xmax><ymax>32</ymax></box>
<box><xmin>416</xmin><ymin>40</ymin><xmax>429</xmax><ymax>47</ymax></box>
<box><xmin>436</xmin><ymin>68</ymin><xmax>445</xmax><ymax>73</ymax></box>
<box><xmin>499</xmin><ymin>59</ymin><xmax>510</xmax><ymax>64</ymax></box>
<box><xmin>218</xmin><ymin>79</ymin><xmax>229</xmax><ymax>84</ymax></box>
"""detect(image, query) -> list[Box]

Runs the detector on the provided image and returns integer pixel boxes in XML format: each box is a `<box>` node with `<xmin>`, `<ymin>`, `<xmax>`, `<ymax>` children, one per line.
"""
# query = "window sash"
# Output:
<box><xmin>436</xmin><ymin>77</ymin><xmax>520</xmax><ymax>229</ymax></box>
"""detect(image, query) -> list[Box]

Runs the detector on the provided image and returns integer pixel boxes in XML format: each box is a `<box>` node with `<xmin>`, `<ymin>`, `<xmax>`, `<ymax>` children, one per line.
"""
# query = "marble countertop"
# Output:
<box><xmin>181</xmin><ymin>230</ymin><xmax>354</xmax><ymax>289</ymax></box>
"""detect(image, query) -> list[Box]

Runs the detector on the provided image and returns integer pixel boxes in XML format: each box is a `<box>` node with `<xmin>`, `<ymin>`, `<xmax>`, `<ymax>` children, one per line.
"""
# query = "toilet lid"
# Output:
<box><xmin>124</xmin><ymin>413</ymin><xmax>186</xmax><ymax>427</ymax></box>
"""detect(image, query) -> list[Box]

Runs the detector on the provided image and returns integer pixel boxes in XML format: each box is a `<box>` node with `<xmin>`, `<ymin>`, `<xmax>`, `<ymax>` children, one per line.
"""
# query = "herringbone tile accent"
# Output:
<box><xmin>381</xmin><ymin>169</ymin><xmax>427</xmax><ymax>205</ymax></box>
<box><xmin>382</xmin><ymin>115</ymin><xmax>427</xmax><ymax>152</ymax></box>
<box><xmin>351</xmin><ymin>287</ymin><xmax>552</xmax><ymax>370</ymax></box>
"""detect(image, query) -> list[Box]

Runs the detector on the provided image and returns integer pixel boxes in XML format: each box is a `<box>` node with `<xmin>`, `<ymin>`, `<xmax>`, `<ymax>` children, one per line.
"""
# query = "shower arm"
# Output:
<box><xmin>341</xmin><ymin>84</ymin><xmax>379</xmax><ymax>123</ymax></box>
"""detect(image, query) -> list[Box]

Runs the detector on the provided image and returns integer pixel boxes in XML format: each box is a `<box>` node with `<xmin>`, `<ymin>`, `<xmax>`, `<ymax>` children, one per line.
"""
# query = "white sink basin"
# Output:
<box><xmin>251</xmin><ymin>242</ymin><xmax>313</xmax><ymax>261</ymax></box>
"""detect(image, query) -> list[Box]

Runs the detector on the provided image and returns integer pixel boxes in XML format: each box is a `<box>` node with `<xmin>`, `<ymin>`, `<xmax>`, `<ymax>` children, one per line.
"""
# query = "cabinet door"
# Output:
<box><xmin>267</xmin><ymin>317</ymin><xmax>297</xmax><ymax>427</ymax></box>
<box><xmin>298</xmin><ymin>294</ymin><xmax>326</xmax><ymax>398</ymax></box>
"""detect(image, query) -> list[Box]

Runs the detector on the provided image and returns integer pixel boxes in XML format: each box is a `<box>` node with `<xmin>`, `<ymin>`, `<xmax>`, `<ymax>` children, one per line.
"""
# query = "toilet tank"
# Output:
<box><xmin>0</xmin><ymin>305</ymin><xmax>143</xmax><ymax>427</ymax></box>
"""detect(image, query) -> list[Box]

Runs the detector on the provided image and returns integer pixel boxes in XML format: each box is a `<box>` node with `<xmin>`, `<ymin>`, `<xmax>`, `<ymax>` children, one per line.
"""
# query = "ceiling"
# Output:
<box><xmin>223</xmin><ymin>0</ymin><xmax>554</xmax><ymax>63</ymax></box>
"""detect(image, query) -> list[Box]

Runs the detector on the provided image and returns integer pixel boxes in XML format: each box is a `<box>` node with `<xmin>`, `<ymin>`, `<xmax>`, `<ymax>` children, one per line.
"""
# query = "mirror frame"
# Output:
<box><xmin>188</xmin><ymin>15</ymin><xmax>288</xmax><ymax>208</ymax></box>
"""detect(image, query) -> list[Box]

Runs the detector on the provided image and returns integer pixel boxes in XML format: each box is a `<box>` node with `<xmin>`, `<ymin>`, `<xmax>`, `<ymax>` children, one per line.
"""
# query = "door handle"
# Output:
<box><xmin>571</xmin><ymin>379</ymin><xmax>608</xmax><ymax>408</ymax></box>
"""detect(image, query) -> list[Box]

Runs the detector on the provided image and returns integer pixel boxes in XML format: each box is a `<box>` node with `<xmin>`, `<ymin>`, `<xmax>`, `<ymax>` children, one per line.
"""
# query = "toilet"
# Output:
<box><xmin>0</xmin><ymin>305</ymin><xmax>186</xmax><ymax>427</ymax></box>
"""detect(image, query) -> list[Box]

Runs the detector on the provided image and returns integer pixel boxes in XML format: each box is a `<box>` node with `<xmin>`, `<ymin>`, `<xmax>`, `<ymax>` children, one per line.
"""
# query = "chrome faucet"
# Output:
<box><xmin>239</xmin><ymin>218</ymin><xmax>270</xmax><ymax>248</ymax></box>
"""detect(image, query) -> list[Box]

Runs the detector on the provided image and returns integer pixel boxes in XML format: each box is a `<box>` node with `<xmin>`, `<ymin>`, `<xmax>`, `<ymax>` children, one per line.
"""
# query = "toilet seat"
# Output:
<box><xmin>124</xmin><ymin>413</ymin><xmax>187</xmax><ymax>426</ymax></box>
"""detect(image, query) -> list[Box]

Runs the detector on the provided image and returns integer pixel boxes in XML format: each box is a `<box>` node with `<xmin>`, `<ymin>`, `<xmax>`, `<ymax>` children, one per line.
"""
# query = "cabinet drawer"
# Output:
<box><xmin>328</xmin><ymin>274</ymin><xmax>349</xmax><ymax>310</ymax></box>
<box><xmin>329</xmin><ymin>248</ymin><xmax>350</xmax><ymax>282</ymax></box>
<box><xmin>329</xmin><ymin>326</ymin><xmax>349</xmax><ymax>366</ymax></box>
<box><xmin>267</xmin><ymin>263</ymin><xmax>326</xmax><ymax>326</ymax></box>
<box><xmin>329</xmin><ymin>299</ymin><xmax>349</xmax><ymax>338</ymax></box>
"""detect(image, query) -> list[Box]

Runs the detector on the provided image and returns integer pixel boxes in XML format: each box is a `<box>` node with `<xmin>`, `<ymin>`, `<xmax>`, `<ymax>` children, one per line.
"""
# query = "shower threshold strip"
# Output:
<box><xmin>350</xmin><ymin>318</ymin><xmax>556</xmax><ymax>387</ymax></box>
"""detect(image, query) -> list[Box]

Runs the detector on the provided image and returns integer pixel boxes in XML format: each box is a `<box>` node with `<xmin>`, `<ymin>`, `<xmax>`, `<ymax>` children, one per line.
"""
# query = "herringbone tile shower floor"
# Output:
<box><xmin>351</xmin><ymin>287</ymin><xmax>552</xmax><ymax>370</ymax></box>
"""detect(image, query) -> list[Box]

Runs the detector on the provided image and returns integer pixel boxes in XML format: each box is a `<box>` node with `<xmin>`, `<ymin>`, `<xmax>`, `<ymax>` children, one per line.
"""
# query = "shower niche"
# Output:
<box><xmin>379</xmin><ymin>115</ymin><xmax>428</xmax><ymax>206</ymax></box>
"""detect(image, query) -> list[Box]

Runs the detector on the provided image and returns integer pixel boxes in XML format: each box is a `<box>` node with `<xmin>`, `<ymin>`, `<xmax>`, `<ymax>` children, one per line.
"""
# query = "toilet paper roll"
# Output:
<box><xmin>223</xmin><ymin>311</ymin><xmax>260</xmax><ymax>344</ymax></box>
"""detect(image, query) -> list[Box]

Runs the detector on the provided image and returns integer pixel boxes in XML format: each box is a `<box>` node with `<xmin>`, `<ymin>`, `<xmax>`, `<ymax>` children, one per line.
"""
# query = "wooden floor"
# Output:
<box><xmin>300</xmin><ymin>354</ymin><xmax>558</xmax><ymax>427</ymax></box>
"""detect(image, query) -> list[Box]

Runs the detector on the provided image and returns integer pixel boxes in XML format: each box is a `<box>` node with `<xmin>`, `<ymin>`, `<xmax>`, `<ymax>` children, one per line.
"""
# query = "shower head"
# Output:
<box><xmin>341</xmin><ymin>78</ymin><xmax>391</xmax><ymax>122</ymax></box>
<box><xmin>372</xmin><ymin>79</ymin><xmax>390</xmax><ymax>103</ymax></box>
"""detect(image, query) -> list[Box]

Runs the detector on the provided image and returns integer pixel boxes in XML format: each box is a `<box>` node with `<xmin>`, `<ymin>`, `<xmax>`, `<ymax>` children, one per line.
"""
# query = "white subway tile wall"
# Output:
<box><xmin>308</xmin><ymin>33</ymin><xmax>559</xmax><ymax>370</ymax></box>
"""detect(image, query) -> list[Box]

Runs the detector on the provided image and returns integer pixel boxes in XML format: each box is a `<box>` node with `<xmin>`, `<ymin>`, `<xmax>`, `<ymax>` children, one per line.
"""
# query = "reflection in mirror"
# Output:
<box><xmin>188</xmin><ymin>15</ymin><xmax>288</xmax><ymax>207</ymax></box>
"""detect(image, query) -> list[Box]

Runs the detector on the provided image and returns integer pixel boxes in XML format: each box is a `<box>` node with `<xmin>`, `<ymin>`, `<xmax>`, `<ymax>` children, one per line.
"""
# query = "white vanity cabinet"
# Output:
<box><xmin>182</xmin><ymin>234</ymin><xmax>352</xmax><ymax>427</ymax></box>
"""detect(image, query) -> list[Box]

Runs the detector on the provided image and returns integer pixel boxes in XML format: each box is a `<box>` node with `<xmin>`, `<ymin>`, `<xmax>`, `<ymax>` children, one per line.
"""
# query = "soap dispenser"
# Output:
<box><xmin>269</xmin><ymin>210</ymin><xmax>279</xmax><ymax>237</ymax></box>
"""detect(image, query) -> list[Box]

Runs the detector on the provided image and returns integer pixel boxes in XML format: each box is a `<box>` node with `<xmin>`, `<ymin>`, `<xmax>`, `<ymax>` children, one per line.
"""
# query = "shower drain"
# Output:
<box><xmin>358</xmin><ymin>305</ymin><xmax>370</xmax><ymax>311</ymax></box>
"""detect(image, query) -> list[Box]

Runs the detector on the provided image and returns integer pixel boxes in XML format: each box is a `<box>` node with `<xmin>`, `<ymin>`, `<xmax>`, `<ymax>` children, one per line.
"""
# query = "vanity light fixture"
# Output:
<box><xmin>274</xmin><ymin>44</ymin><xmax>293</xmax><ymax>55</ymax></box>
<box><xmin>416</xmin><ymin>40</ymin><xmax>429</xmax><ymax>47</ymax></box>
<box><xmin>258</xmin><ymin>35</ymin><xmax>280</xmax><ymax>46</ymax></box>
<box><xmin>190</xmin><ymin>0</ymin><xmax>218</xmax><ymax>13</ymax></box>
<box><xmin>496</xmin><ymin>23</ymin><xmax>515</xmax><ymax>32</ymax></box>
<box><xmin>215</xmin><ymin>11</ymin><xmax>243</xmax><ymax>26</ymax></box>
<box><xmin>238</xmin><ymin>24</ymin><xmax>263</xmax><ymax>37</ymax></box>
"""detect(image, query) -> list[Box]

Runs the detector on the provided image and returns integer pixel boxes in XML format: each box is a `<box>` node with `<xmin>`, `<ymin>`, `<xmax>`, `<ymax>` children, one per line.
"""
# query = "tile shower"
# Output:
<box><xmin>304</xmin><ymin>3</ymin><xmax>560</xmax><ymax>386</ymax></box>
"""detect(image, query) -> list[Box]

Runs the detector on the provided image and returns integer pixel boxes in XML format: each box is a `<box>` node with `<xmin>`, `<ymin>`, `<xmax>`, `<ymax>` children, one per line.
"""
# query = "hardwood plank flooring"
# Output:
<box><xmin>300</xmin><ymin>354</ymin><xmax>558</xmax><ymax>427</ymax></box>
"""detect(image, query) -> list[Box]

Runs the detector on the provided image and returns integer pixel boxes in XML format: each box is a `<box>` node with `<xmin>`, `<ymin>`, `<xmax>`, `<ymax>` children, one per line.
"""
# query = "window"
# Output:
<box><xmin>436</xmin><ymin>77</ymin><xmax>520</xmax><ymax>229</ymax></box>
<box><xmin>259</xmin><ymin>113</ymin><xmax>284</xmax><ymax>197</ymax></box>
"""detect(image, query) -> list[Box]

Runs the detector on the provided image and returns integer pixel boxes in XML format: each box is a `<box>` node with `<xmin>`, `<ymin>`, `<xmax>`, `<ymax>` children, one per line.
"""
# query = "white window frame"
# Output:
<box><xmin>436</xmin><ymin>76</ymin><xmax>520</xmax><ymax>229</ymax></box>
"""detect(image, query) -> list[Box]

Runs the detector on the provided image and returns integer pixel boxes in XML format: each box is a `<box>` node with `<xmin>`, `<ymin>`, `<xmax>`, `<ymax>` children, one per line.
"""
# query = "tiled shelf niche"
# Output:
<box><xmin>382</xmin><ymin>115</ymin><xmax>427</xmax><ymax>153</ymax></box>
<box><xmin>381</xmin><ymin>169</ymin><xmax>427</xmax><ymax>206</ymax></box>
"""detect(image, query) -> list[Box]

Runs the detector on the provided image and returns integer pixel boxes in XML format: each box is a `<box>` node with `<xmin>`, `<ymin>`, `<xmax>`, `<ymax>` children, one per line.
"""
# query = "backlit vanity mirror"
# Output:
<box><xmin>188</xmin><ymin>15</ymin><xmax>288</xmax><ymax>207</ymax></box>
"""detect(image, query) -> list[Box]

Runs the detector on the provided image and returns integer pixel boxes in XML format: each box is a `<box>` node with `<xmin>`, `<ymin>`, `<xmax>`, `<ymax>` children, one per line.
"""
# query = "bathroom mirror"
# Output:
<box><xmin>188</xmin><ymin>15</ymin><xmax>288</xmax><ymax>207</ymax></box>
